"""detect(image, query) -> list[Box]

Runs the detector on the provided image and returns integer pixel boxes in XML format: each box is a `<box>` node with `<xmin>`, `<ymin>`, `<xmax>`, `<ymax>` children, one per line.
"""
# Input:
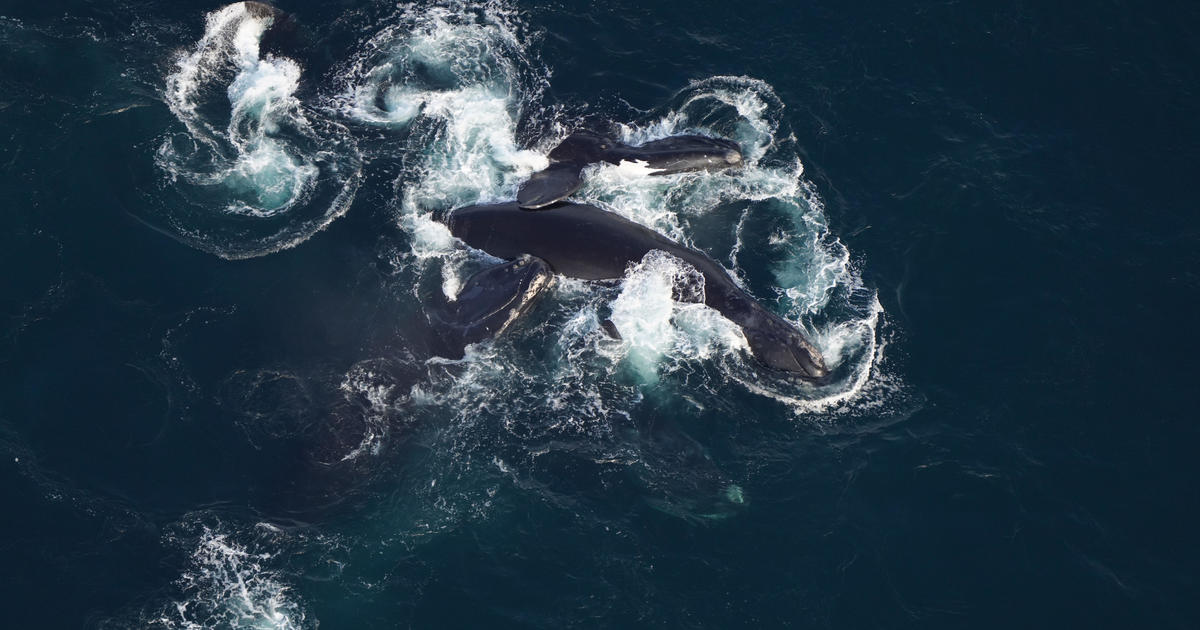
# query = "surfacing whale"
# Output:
<box><xmin>431</xmin><ymin>255</ymin><xmax>555</xmax><ymax>359</ymax></box>
<box><xmin>517</xmin><ymin>131</ymin><xmax>744</xmax><ymax>210</ymax></box>
<box><xmin>442</xmin><ymin>201</ymin><xmax>828</xmax><ymax>380</ymax></box>
<box><xmin>233</xmin><ymin>2</ymin><xmax>313</xmax><ymax>63</ymax></box>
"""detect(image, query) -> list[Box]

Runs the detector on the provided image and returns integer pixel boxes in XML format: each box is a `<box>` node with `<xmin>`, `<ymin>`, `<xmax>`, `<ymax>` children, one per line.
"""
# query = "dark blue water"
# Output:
<box><xmin>2</xmin><ymin>1</ymin><xmax>1197</xmax><ymax>627</ymax></box>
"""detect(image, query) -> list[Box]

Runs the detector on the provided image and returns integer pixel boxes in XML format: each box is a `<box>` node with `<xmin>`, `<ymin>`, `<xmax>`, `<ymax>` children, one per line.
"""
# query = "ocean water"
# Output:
<box><xmin>1</xmin><ymin>0</ymin><xmax>1197</xmax><ymax>627</ymax></box>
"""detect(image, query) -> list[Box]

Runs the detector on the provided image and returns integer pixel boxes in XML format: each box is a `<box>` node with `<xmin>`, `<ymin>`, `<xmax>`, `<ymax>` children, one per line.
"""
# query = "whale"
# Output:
<box><xmin>241</xmin><ymin>2</ymin><xmax>302</xmax><ymax>56</ymax></box>
<box><xmin>430</xmin><ymin>255</ymin><xmax>556</xmax><ymax>358</ymax></box>
<box><xmin>441</xmin><ymin>201</ymin><xmax>828</xmax><ymax>380</ymax></box>
<box><xmin>517</xmin><ymin>131</ymin><xmax>744</xmax><ymax>210</ymax></box>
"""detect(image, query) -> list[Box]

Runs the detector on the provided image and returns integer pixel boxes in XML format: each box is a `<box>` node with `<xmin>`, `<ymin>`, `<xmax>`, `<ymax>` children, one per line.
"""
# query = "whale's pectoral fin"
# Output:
<box><xmin>433</xmin><ymin>255</ymin><xmax>555</xmax><ymax>357</ymax></box>
<box><xmin>517</xmin><ymin>163</ymin><xmax>585</xmax><ymax>210</ymax></box>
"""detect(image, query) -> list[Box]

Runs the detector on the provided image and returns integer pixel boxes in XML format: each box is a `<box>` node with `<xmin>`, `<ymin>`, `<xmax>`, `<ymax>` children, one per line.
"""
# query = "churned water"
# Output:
<box><xmin>1</xmin><ymin>1</ymin><xmax>1197</xmax><ymax>628</ymax></box>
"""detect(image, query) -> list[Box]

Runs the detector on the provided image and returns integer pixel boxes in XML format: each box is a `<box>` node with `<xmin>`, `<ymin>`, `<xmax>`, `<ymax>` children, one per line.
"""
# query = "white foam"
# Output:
<box><xmin>572</xmin><ymin>78</ymin><xmax>884</xmax><ymax>409</ymax></box>
<box><xmin>157</xmin><ymin>523</ymin><xmax>311</xmax><ymax>630</ymax></box>
<box><xmin>337</xmin><ymin>5</ymin><xmax>884</xmax><ymax>412</ymax></box>
<box><xmin>606</xmin><ymin>251</ymin><xmax>745</xmax><ymax>382</ymax></box>
<box><xmin>163</xmin><ymin>3</ymin><xmax>316</xmax><ymax>215</ymax></box>
<box><xmin>334</xmin><ymin>4</ymin><xmax>546</xmax><ymax>264</ymax></box>
<box><xmin>157</xmin><ymin>2</ymin><xmax>361</xmax><ymax>258</ymax></box>
<box><xmin>336</xmin><ymin>361</ymin><xmax>396</xmax><ymax>461</ymax></box>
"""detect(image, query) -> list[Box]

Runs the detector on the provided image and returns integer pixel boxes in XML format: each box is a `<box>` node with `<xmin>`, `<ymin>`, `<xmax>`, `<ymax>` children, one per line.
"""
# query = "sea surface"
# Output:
<box><xmin>1</xmin><ymin>1</ymin><xmax>1197</xmax><ymax>628</ymax></box>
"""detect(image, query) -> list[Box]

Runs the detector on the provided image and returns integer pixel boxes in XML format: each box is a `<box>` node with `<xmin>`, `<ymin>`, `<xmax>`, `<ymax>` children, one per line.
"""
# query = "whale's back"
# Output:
<box><xmin>447</xmin><ymin>202</ymin><xmax>681</xmax><ymax>280</ymax></box>
<box><xmin>445</xmin><ymin>201</ymin><xmax>829</xmax><ymax>378</ymax></box>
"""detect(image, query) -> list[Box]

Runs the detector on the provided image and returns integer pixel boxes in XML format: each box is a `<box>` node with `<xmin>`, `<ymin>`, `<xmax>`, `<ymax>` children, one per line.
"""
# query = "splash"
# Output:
<box><xmin>145</xmin><ymin>0</ymin><xmax>889</xmax><ymax>538</ymax></box>
<box><xmin>568</xmin><ymin>77</ymin><xmax>884</xmax><ymax>410</ymax></box>
<box><xmin>606</xmin><ymin>250</ymin><xmax>746</xmax><ymax>383</ymax></box>
<box><xmin>153</xmin><ymin>520</ymin><xmax>312</xmax><ymax>630</ymax></box>
<box><xmin>334</xmin><ymin>358</ymin><xmax>411</xmax><ymax>462</ymax></box>
<box><xmin>156</xmin><ymin>2</ymin><xmax>361</xmax><ymax>259</ymax></box>
<box><xmin>332</xmin><ymin>1</ymin><xmax>882</xmax><ymax>410</ymax></box>
<box><xmin>333</xmin><ymin>2</ymin><xmax>548</xmax><ymax>262</ymax></box>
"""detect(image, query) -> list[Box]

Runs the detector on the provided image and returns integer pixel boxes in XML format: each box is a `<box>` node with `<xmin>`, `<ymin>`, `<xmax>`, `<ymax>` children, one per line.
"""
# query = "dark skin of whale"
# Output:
<box><xmin>238</xmin><ymin>2</ymin><xmax>325</xmax><ymax>74</ymax></box>
<box><xmin>548</xmin><ymin>132</ymin><xmax>744</xmax><ymax>171</ymax></box>
<box><xmin>517</xmin><ymin>132</ymin><xmax>744</xmax><ymax>209</ymax></box>
<box><xmin>445</xmin><ymin>202</ymin><xmax>829</xmax><ymax>380</ymax></box>
<box><xmin>431</xmin><ymin>256</ymin><xmax>555</xmax><ymax>358</ymax></box>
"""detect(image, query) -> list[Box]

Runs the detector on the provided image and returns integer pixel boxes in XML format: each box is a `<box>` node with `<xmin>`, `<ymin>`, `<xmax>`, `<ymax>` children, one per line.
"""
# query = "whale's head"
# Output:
<box><xmin>433</xmin><ymin>255</ymin><xmax>555</xmax><ymax>358</ymax></box>
<box><xmin>740</xmin><ymin>312</ymin><xmax>829</xmax><ymax>381</ymax></box>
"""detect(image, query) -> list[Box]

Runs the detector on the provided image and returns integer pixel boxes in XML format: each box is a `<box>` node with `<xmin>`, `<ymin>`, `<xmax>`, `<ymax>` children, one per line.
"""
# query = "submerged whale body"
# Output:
<box><xmin>444</xmin><ymin>202</ymin><xmax>828</xmax><ymax>380</ymax></box>
<box><xmin>431</xmin><ymin>256</ymin><xmax>556</xmax><ymax>359</ymax></box>
<box><xmin>517</xmin><ymin>131</ymin><xmax>744</xmax><ymax>210</ymax></box>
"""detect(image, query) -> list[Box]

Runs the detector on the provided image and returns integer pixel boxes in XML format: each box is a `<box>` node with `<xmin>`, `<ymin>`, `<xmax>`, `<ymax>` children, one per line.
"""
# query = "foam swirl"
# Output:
<box><xmin>154</xmin><ymin>2</ymin><xmax>361</xmax><ymax>259</ymax></box>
